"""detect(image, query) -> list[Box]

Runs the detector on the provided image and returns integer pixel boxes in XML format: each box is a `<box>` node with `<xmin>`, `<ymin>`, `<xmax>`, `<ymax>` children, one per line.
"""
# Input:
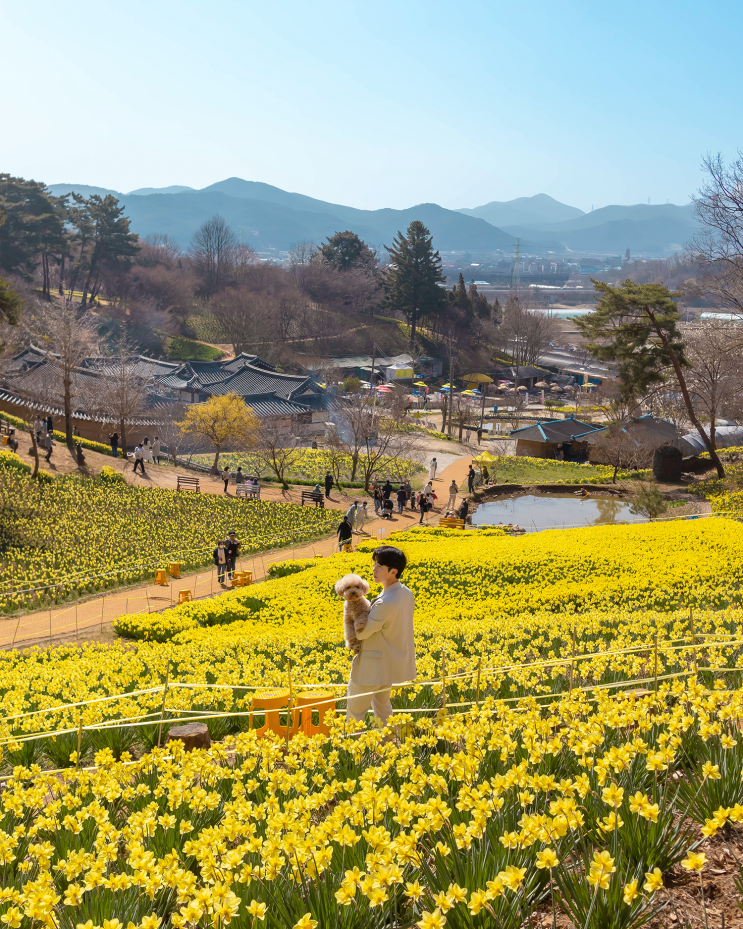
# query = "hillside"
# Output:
<box><xmin>458</xmin><ymin>192</ymin><xmax>585</xmax><ymax>227</ymax></box>
<box><xmin>49</xmin><ymin>179</ymin><xmax>517</xmax><ymax>251</ymax></box>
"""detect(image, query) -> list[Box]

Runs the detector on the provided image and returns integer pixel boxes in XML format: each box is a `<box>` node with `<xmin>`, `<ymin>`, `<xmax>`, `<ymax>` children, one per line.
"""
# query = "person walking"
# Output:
<box><xmin>133</xmin><ymin>444</ymin><xmax>146</xmax><ymax>474</ymax></box>
<box><xmin>222</xmin><ymin>465</ymin><xmax>231</xmax><ymax>494</ymax></box>
<box><xmin>109</xmin><ymin>432</ymin><xmax>119</xmax><ymax>458</ymax></box>
<box><xmin>213</xmin><ymin>540</ymin><xmax>228</xmax><ymax>585</ymax></box>
<box><xmin>418</xmin><ymin>491</ymin><xmax>428</xmax><ymax>524</ymax></box>
<box><xmin>46</xmin><ymin>414</ymin><xmax>53</xmax><ymax>435</ymax></box>
<box><xmin>396</xmin><ymin>484</ymin><xmax>406</xmax><ymax>514</ymax></box>
<box><xmin>324</xmin><ymin>470</ymin><xmax>333</xmax><ymax>499</ymax></box>
<box><xmin>429</xmin><ymin>457</ymin><xmax>438</xmax><ymax>481</ymax></box>
<box><xmin>373</xmin><ymin>484</ymin><xmax>383</xmax><ymax>516</ymax></box>
<box><xmin>142</xmin><ymin>437</ymin><xmax>153</xmax><ymax>463</ymax></box>
<box><xmin>467</xmin><ymin>465</ymin><xmax>476</xmax><ymax>494</ymax></box>
<box><xmin>44</xmin><ymin>430</ymin><xmax>54</xmax><ymax>463</ymax></box>
<box><xmin>152</xmin><ymin>436</ymin><xmax>162</xmax><ymax>464</ymax></box>
<box><xmin>458</xmin><ymin>498</ymin><xmax>469</xmax><ymax>521</ymax></box>
<box><xmin>34</xmin><ymin>417</ymin><xmax>44</xmax><ymax>445</ymax></box>
<box><xmin>337</xmin><ymin>515</ymin><xmax>353</xmax><ymax>551</ymax></box>
<box><xmin>447</xmin><ymin>479</ymin><xmax>458</xmax><ymax>511</ymax></box>
<box><xmin>346</xmin><ymin>501</ymin><xmax>358</xmax><ymax>531</ymax></box>
<box><xmin>356</xmin><ymin>501</ymin><xmax>368</xmax><ymax>534</ymax></box>
<box><xmin>346</xmin><ymin>546</ymin><xmax>416</xmax><ymax>728</ymax></box>
<box><xmin>224</xmin><ymin>531</ymin><xmax>241</xmax><ymax>581</ymax></box>
<box><xmin>383</xmin><ymin>479</ymin><xmax>393</xmax><ymax>500</ymax></box>
<box><xmin>476</xmin><ymin>426</ymin><xmax>483</xmax><ymax>445</ymax></box>
<box><xmin>403</xmin><ymin>479</ymin><xmax>413</xmax><ymax>508</ymax></box>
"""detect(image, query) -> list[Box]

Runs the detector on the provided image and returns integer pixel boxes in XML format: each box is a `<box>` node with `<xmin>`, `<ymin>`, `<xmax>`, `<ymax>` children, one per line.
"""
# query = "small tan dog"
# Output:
<box><xmin>334</xmin><ymin>573</ymin><xmax>371</xmax><ymax>654</ymax></box>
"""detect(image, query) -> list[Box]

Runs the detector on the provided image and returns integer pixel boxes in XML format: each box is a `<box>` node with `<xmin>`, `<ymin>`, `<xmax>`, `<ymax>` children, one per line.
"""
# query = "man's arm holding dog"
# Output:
<box><xmin>355</xmin><ymin>597</ymin><xmax>395</xmax><ymax>640</ymax></box>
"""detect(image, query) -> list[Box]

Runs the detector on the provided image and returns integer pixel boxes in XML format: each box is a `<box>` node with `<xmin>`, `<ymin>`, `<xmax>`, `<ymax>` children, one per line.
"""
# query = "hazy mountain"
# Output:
<box><xmin>48</xmin><ymin>183</ymin><xmax>122</xmax><ymax>198</ymax></box>
<box><xmin>88</xmin><ymin>188</ymin><xmax>516</xmax><ymax>252</ymax></box>
<box><xmin>126</xmin><ymin>185</ymin><xmax>196</xmax><ymax>196</ymax></box>
<box><xmin>499</xmin><ymin>203</ymin><xmax>698</xmax><ymax>254</ymax></box>
<box><xmin>458</xmin><ymin>193</ymin><xmax>584</xmax><ymax>228</ymax></box>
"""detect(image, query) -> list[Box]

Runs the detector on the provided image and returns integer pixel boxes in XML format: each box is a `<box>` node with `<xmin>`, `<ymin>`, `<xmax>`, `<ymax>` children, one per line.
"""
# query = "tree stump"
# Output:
<box><xmin>653</xmin><ymin>445</ymin><xmax>682</xmax><ymax>482</ymax></box>
<box><xmin>166</xmin><ymin>722</ymin><xmax>211</xmax><ymax>751</ymax></box>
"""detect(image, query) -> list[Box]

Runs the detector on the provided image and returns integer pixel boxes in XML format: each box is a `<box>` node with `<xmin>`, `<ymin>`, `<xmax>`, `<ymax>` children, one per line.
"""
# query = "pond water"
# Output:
<box><xmin>472</xmin><ymin>494</ymin><xmax>645</xmax><ymax>532</ymax></box>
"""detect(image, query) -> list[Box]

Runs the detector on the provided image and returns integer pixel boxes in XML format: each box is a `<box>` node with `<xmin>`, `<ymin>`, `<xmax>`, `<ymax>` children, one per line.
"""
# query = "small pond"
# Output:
<box><xmin>473</xmin><ymin>494</ymin><xmax>645</xmax><ymax>532</ymax></box>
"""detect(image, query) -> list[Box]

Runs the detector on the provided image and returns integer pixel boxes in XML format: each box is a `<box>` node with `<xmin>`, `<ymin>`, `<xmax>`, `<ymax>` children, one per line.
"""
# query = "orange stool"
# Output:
<box><xmin>155</xmin><ymin>569</ymin><xmax>168</xmax><ymax>586</ymax></box>
<box><xmin>178</xmin><ymin>590</ymin><xmax>192</xmax><ymax>604</ymax></box>
<box><xmin>233</xmin><ymin>571</ymin><xmax>253</xmax><ymax>587</ymax></box>
<box><xmin>292</xmin><ymin>689</ymin><xmax>336</xmax><ymax>737</ymax></box>
<box><xmin>169</xmin><ymin>562</ymin><xmax>181</xmax><ymax>578</ymax></box>
<box><xmin>250</xmin><ymin>688</ymin><xmax>291</xmax><ymax>739</ymax></box>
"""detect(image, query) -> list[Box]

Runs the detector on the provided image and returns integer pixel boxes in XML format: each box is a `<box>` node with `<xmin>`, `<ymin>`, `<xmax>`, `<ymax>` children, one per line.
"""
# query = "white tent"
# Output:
<box><xmin>385</xmin><ymin>363</ymin><xmax>414</xmax><ymax>382</ymax></box>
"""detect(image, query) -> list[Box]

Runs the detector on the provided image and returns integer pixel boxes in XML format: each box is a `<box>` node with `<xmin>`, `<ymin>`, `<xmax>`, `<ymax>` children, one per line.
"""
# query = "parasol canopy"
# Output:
<box><xmin>462</xmin><ymin>373</ymin><xmax>494</xmax><ymax>384</ymax></box>
<box><xmin>517</xmin><ymin>385</ymin><xmax>528</xmax><ymax>391</ymax></box>
<box><xmin>461</xmin><ymin>390</ymin><xmax>477</xmax><ymax>396</ymax></box>
<box><xmin>535</xmin><ymin>380</ymin><xmax>549</xmax><ymax>388</ymax></box>
<box><xmin>414</xmin><ymin>381</ymin><xmax>428</xmax><ymax>387</ymax></box>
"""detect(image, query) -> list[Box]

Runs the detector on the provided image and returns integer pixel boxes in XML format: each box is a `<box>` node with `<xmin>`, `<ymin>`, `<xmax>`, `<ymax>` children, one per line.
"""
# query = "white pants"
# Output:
<box><xmin>346</xmin><ymin>678</ymin><xmax>392</xmax><ymax>723</ymax></box>
<box><xmin>356</xmin><ymin>513</ymin><xmax>366</xmax><ymax>532</ymax></box>
<box><xmin>447</xmin><ymin>493</ymin><xmax>457</xmax><ymax>509</ymax></box>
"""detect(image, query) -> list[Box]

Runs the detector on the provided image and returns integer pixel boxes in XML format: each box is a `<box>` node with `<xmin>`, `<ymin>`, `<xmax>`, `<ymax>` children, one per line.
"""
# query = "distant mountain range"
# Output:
<box><xmin>47</xmin><ymin>180</ymin><xmax>698</xmax><ymax>255</ymax></box>
<box><xmin>47</xmin><ymin>179</ymin><xmax>517</xmax><ymax>252</ymax></box>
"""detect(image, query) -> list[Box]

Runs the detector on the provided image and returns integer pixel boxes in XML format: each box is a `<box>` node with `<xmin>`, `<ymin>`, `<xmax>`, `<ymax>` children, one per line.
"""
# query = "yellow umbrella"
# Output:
<box><xmin>414</xmin><ymin>381</ymin><xmax>428</xmax><ymax>387</ymax></box>
<box><xmin>461</xmin><ymin>390</ymin><xmax>477</xmax><ymax>396</ymax></box>
<box><xmin>462</xmin><ymin>373</ymin><xmax>494</xmax><ymax>384</ymax></box>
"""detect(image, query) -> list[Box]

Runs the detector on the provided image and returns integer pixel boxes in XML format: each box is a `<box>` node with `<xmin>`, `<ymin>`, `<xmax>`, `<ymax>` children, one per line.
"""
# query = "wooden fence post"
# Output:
<box><xmin>157</xmin><ymin>659</ymin><xmax>171</xmax><ymax>748</ymax></box>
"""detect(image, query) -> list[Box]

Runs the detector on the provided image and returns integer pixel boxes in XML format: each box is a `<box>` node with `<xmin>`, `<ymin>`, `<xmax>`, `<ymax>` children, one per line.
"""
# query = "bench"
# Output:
<box><xmin>301</xmin><ymin>491</ymin><xmax>325</xmax><ymax>508</ymax></box>
<box><xmin>236</xmin><ymin>483</ymin><xmax>261</xmax><ymax>499</ymax></box>
<box><xmin>177</xmin><ymin>475</ymin><xmax>200</xmax><ymax>492</ymax></box>
<box><xmin>438</xmin><ymin>517</ymin><xmax>465</xmax><ymax>529</ymax></box>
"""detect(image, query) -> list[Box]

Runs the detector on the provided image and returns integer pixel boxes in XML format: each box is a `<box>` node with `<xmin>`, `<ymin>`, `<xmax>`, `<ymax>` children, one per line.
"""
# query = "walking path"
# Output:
<box><xmin>2</xmin><ymin>453</ymin><xmax>473</xmax><ymax>651</ymax></box>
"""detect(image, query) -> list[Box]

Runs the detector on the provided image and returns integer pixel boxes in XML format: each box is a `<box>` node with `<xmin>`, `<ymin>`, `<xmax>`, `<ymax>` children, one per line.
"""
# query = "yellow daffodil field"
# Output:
<box><xmin>195</xmin><ymin>449</ymin><xmax>424</xmax><ymax>485</ymax></box>
<box><xmin>2</xmin><ymin>519</ymin><xmax>743</xmax><ymax>927</ymax></box>
<box><xmin>0</xmin><ymin>454</ymin><xmax>337</xmax><ymax>614</ymax></box>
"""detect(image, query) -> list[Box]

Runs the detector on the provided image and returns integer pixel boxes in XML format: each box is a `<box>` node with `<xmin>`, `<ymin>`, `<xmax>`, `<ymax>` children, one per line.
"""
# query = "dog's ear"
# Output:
<box><xmin>359</xmin><ymin>578</ymin><xmax>370</xmax><ymax>594</ymax></box>
<box><xmin>334</xmin><ymin>576</ymin><xmax>350</xmax><ymax>597</ymax></box>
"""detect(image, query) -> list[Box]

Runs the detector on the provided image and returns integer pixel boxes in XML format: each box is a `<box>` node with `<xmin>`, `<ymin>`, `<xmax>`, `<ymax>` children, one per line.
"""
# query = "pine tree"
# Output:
<box><xmin>381</xmin><ymin>221</ymin><xmax>446</xmax><ymax>346</ymax></box>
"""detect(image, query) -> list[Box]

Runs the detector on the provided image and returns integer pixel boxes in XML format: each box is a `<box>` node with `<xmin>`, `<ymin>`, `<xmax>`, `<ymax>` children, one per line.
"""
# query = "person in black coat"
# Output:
<box><xmin>396</xmin><ymin>485</ymin><xmax>407</xmax><ymax>514</ymax></box>
<box><xmin>213</xmin><ymin>541</ymin><xmax>228</xmax><ymax>584</ymax></box>
<box><xmin>337</xmin><ymin>516</ymin><xmax>353</xmax><ymax>550</ymax></box>
<box><xmin>224</xmin><ymin>531</ymin><xmax>241</xmax><ymax>581</ymax></box>
<box><xmin>383</xmin><ymin>479</ymin><xmax>393</xmax><ymax>499</ymax></box>
<box><xmin>467</xmin><ymin>465</ymin><xmax>476</xmax><ymax>493</ymax></box>
<box><xmin>324</xmin><ymin>471</ymin><xmax>333</xmax><ymax>498</ymax></box>
<box><xmin>459</xmin><ymin>498</ymin><xmax>469</xmax><ymax>520</ymax></box>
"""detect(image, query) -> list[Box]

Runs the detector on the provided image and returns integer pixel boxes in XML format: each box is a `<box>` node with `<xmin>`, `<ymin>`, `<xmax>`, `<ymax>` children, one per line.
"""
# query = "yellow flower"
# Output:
<box><xmin>246</xmin><ymin>901</ymin><xmax>267</xmax><ymax>921</ymax></box>
<box><xmin>468</xmin><ymin>890</ymin><xmax>488</xmax><ymax>915</ymax></box>
<box><xmin>643</xmin><ymin>869</ymin><xmax>664</xmax><ymax>893</ymax></box>
<box><xmin>602</xmin><ymin>784</ymin><xmax>624</xmax><ymax>808</ymax></box>
<box><xmin>0</xmin><ymin>908</ymin><xmax>22</xmax><ymax>929</ymax></box>
<box><xmin>536</xmin><ymin>848</ymin><xmax>559</xmax><ymax>869</ymax></box>
<box><xmin>623</xmin><ymin>880</ymin><xmax>639</xmax><ymax>905</ymax></box>
<box><xmin>432</xmin><ymin>892</ymin><xmax>455</xmax><ymax>913</ymax></box>
<box><xmin>417</xmin><ymin>910</ymin><xmax>447</xmax><ymax>929</ymax></box>
<box><xmin>701</xmin><ymin>762</ymin><xmax>721</xmax><ymax>780</ymax></box>
<box><xmin>292</xmin><ymin>916</ymin><xmax>318</xmax><ymax>929</ymax></box>
<box><xmin>406</xmin><ymin>881</ymin><xmax>425</xmax><ymax>902</ymax></box>
<box><xmin>682</xmin><ymin>852</ymin><xmax>706</xmax><ymax>872</ymax></box>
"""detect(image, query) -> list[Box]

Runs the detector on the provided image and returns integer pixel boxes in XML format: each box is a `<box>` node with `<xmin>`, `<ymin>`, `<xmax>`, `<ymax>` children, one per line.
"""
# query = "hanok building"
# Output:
<box><xmin>1</xmin><ymin>347</ymin><xmax>332</xmax><ymax>447</ymax></box>
<box><xmin>511</xmin><ymin>415</ymin><xmax>600</xmax><ymax>459</ymax></box>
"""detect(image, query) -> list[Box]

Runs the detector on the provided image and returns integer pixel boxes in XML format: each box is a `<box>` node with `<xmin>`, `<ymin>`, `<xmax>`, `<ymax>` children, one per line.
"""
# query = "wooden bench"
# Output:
<box><xmin>176</xmin><ymin>475</ymin><xmax>200</xmax><ymax>492</ymax></box>
<box><xmin>236</xmin><ymin>483</ymin><xmax>261</xmax><ymax>499</ymax></box>
<box><xmin>438</xmin><ymin>517</ymin><xmax>465</xmax><ymax>529</ymax></box>
<box><xmin>301</xmin><ymin>491</ymin><xmax>324</xmax><ymax>507</ymax></box>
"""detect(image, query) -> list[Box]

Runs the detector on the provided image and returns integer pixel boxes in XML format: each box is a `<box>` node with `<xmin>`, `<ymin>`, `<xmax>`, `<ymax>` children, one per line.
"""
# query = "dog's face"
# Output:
<box><xmin>334</xmin><ymin>573</ymin><xmax>370</xmax><ymax>601</ymax></box>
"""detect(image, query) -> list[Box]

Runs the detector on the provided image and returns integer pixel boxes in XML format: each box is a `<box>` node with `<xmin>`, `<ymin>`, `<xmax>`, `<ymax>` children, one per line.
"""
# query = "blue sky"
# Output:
<box><xmin>2</xmin><ymin>0</ymin><xmax>741</xmax><ymax>213</ymax></box>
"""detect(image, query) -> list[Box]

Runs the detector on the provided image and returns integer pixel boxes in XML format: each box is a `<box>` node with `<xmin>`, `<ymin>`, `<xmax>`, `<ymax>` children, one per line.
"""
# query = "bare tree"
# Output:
<box><xmin>682</xmin><ymin>320</ymin><xmax>743</xmax><ymax>447</ymax></box>
<box><xmin>81</xmin><ymin>331</ymin><xmax>153</xmax><ymax>455</ymax></box>
<box><xmin>499</xmin><ymin>295</ymin><xmax>559</xmax><ymax>368</ymax></box>
<box><xmin>690</xmin><ymin>152</ymin><xmax>743</xmax><ymax>315</ymax></box>
<box><xmin>327</xmin><ymin>392</ymin><xmax>420</xmax><ymax>490</ymax></box>
<box><xmin>252</xmin><ymin>420</ymin><xmax>303</xmax><ymax>490</ymax></box>
<box><xmin>588</xmin><ymin>422</ymin><xmax>648</xmax><ymax>482</ymax></box>
<box><xmin>190</xmin><ymin>215</ymin><xmax>237</xmax><ymax>296</ymax></box>
<box><xmin>22</xmin><ymin>296</ymin><xmax>98</xmax><ymax>446</ymax></box>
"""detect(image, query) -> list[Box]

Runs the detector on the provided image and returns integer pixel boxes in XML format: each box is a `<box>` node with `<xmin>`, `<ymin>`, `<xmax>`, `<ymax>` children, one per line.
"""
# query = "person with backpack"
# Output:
<box><xmin>109</xmin><ymin>432</ymin><xmax>119</xmax><ymax>458</ymax></box>
<box><xmin>44</xmin><ymin>430</ymin><xmax>54</xmax><ymax>463</ymax></box>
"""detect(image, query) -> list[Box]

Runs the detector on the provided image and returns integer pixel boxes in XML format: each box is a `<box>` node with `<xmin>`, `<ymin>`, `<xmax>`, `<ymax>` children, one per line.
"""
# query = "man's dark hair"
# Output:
<box><xmin>373</xmin><ymin>545</ymin><xmax>407</xmax><ymax>579</ymax></box>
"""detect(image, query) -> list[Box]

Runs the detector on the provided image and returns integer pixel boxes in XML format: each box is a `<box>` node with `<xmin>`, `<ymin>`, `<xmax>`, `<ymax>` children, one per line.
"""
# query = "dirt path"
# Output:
<box><xmin>3</xmin><ymin>452</ymin><xmax>473</xmax><ymax>651</ymax></box>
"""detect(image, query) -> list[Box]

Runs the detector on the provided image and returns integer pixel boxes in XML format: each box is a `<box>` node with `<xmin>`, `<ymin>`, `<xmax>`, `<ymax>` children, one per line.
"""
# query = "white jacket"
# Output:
<box><xmin>351</xmin><ymin>581</ymin><xmax>416</xmax><ymax>687</ymax></box>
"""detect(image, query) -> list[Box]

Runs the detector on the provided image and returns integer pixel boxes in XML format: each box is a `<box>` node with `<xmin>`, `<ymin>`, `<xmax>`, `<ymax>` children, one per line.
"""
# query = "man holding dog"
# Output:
<box><xmin>346</xmin><ymin>545</ymin><xmax>416</xmax><ymax>726</ymax></box>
